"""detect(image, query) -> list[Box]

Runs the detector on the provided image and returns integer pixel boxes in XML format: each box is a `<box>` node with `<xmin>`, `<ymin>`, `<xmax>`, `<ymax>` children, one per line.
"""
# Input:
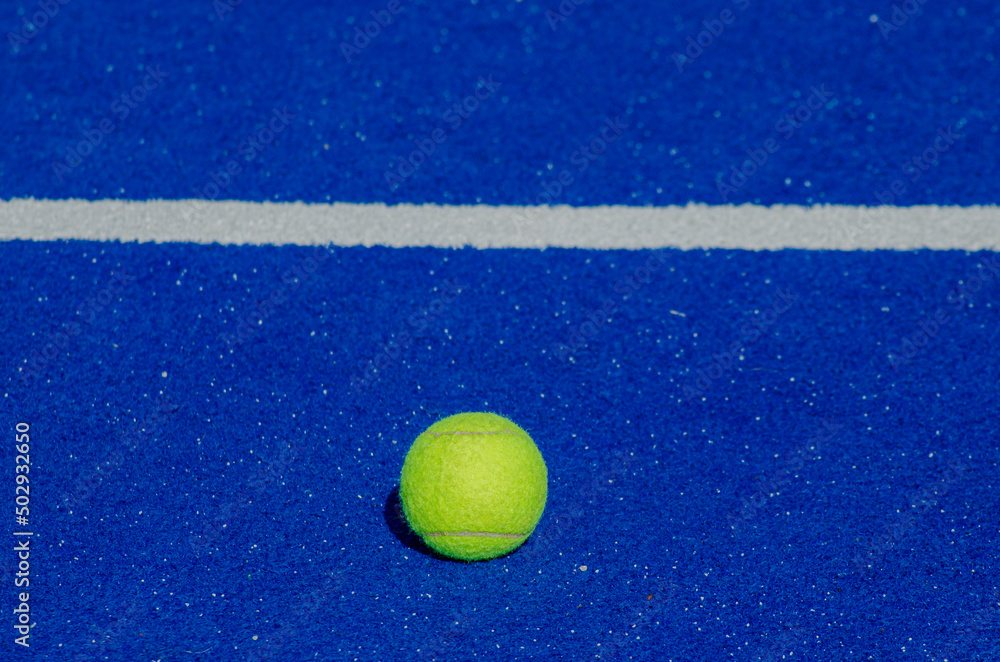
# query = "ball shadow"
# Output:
<box><xmin>383</xmin><ymin>485</ymin><xmax>463</xmax><ymax>563</ymax></box>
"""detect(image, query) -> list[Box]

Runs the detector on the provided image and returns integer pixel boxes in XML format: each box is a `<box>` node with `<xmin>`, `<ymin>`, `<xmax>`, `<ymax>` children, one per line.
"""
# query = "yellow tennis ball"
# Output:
<box><xmin>399</xmin><ymin>412</ymin><xmax>548</xmax><ymax>561</ymax></box>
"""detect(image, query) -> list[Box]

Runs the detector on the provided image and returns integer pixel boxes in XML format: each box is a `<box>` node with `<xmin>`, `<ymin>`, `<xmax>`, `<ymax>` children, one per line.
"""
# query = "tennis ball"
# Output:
<box><xmin>399</xmin><ymin>412</ymin><xmax>548</xmax><ymax>562</ymax></box>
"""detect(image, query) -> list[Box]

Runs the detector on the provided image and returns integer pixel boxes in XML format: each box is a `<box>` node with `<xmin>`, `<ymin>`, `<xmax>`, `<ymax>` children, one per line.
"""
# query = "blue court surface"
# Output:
<box><xmin>2</xmin><ymin>1</ymin><xmax>999</xmax><ymax>660</ymax></box>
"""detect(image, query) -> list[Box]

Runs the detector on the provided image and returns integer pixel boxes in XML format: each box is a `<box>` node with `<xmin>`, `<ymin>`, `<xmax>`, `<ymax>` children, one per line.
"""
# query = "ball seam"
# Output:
<box><xmin>424</xmin><ymin>429</ymin><xmax>524</xmax><ymax>437</ymax></box>
<box><xmin>422</xmin><ymin>531</ymin><xmax>528</xmax><ymax>538</ymax></box>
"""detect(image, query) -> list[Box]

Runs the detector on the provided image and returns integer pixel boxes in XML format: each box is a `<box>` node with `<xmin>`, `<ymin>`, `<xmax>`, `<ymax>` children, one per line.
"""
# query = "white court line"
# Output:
<box><xmin>0</xmin><ymin>199</ymin><xmax>998</xmax><ymax>250</ymax></box>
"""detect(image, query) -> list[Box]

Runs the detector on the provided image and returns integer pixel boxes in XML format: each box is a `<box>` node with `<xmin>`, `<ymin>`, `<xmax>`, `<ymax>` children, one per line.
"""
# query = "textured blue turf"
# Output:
<box><xmin>4</xmin><ymin>240</ymin><xmax>999</xmax><ymax>660</ymax></box>
<box><xmin>2</xmin><ymin>0</ymin><xmax>998</xmax><ymax>205</ymax></box>
<box><xmin>5</xmin><ymin>0</ymin><xmax>1000</xmax><ymax>659</ymax></box>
